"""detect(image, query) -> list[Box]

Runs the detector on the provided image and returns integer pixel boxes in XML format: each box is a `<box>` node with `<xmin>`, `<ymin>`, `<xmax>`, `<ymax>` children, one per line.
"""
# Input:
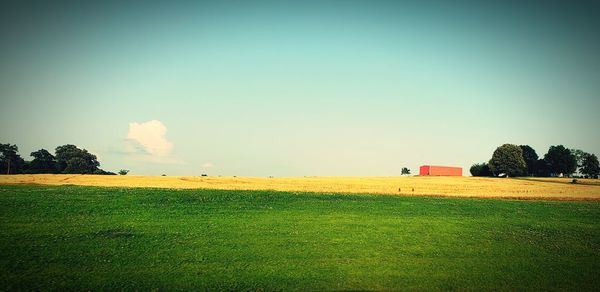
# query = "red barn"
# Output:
<box><xmin>419</xmin><ymin>165</ymin><xmax>462</xmax><ymax>176</ymax></box>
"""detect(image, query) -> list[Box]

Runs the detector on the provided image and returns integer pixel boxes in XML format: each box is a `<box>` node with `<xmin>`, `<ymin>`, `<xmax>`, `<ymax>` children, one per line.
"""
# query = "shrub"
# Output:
<box><xmin>470</xmin><ymin>163</ymin><xmax>492</xmax><ymax>177</ymax></box>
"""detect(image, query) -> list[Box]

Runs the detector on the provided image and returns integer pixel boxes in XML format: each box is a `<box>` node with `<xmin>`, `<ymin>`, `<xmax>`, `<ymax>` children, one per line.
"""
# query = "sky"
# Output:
<box><xmin>1</xmin><ymin>0</ymin><xmax>599</xmax><ymax>176</ymax></box>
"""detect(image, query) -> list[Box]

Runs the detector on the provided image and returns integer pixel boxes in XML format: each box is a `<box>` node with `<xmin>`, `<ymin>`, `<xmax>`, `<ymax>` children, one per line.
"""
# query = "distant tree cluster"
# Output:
<box><xmin>0</xmin><ymin>143</ymin><xmax>116</xmax><ymax>175</ymax></box>
<box><xmin>471</xmin><ymin>144</ymin><xmax>599</xmax><ymax>178</ymax></box>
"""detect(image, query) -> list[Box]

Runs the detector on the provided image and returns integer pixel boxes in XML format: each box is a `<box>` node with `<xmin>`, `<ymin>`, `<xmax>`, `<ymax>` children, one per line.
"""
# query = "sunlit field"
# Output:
<box><xmin>1</xmin><ymin>174</ymin><xmax>599</xmax><ymax>200</ymax></box>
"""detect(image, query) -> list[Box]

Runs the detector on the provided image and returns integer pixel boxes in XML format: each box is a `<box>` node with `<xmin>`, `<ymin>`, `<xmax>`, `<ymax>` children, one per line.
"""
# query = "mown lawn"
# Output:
<box><xmin>1</xmin><ymin>185</ymin><xmax>599</xmax><ymax>290</ymax></box>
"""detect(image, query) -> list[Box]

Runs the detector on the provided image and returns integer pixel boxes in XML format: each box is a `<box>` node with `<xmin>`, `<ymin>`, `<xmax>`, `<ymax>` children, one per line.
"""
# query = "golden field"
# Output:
<box><xmin>1</xmin><ymin>174</ymin><xmax>600</xmax><ymax>200</ymax></box>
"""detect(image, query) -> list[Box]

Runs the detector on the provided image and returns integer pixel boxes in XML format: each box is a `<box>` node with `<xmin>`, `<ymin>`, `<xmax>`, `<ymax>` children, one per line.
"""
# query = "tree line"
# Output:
<box><xmin>0</xmin><ymin>143</ymin><xmax>116</xmax><ymax>175</ymax></box>
<box><xmin>470</xmin><ymin>144</ymin><xmax>600</xmax><ymax>178</ymax></box>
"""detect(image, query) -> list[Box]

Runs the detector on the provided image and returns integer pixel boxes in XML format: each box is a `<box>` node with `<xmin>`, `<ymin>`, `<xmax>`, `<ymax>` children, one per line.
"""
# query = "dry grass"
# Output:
<box><xmin>1</xmin><ymin>174</ymin><xmax>599</xmax><ymax>200</ymax></box>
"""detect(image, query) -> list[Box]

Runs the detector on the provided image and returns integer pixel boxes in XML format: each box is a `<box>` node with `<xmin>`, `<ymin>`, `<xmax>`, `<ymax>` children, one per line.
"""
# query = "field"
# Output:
<box><xmin>1</xmin><ymin>184</ymin><xmax>600</xmax><ymax>290</ymax></box>
<box><xmin>2</xmin><ymin>174</ymin><xmax>600</xmax><ymax>200</ymax></box>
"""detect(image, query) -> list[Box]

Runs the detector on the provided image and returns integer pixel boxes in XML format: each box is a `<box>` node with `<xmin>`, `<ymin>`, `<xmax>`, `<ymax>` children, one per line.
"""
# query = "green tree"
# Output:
<box><xmin>0</xmin><ymin>143</ymin><xmax>25</xmax><ymax>174</ymax></box>
<box><xmin>118</xmin><ymin>169</ymin><xmax>130</xmax><ymax>175</ymax></box>
<box><xmin>401</xmin><ymin>167</ymin><xmax>410</xmax><ymax>175</ymax></box>
<box><xmin>488</xmin><ymin>144</ymin><xmax>527</xmax><ymax>177</ymax></box>
<box><xmin>22</xmin><ymin>161</ymin><xmax>31</xmax><ymax>173</ymax></box>
<box><xmin>64</xmin><ymin>157</ymin><xmax>91</xmax><ymax>174</ymax></box>
<box><xmin>29</xmin><ymin>149</ymin><xmax>57</xmax><ymax>173</ymax></box>
<box><xmin>470</xmin><ymin>163</ymin><xmax>492</xmax><ymax>177</ymax></box>
<box><xmin>581</xmin><ymin>153</ymin><xmax>600</xmax><ymax>178</ymax></box>
<box><xmin>55</xmin><ymin>144</ymin><xmax>100</xmax><ymax>174</ymax></box>
<box><xmin>55</xmin><ymin>144</ymin><xmax>81</xmax><ymax>172</ymax></box>
<box><xmin>571</xmin><ymin>149</ymin><xmax>586</xmax><ymax>171</ymax></box>
<box><xmin>544</xmin><ymin>145</ymin><xmax>577</xmax><ymax>177</ymax></box>
<box><xmin>519</xmin><ymin>145</ymin><xmax>538</xmax><ymax>176</ymax></box>
<box><xmin>534</xmin><ymin>159</ymin><xmax>550</xmax><ymax>177</ymax></box>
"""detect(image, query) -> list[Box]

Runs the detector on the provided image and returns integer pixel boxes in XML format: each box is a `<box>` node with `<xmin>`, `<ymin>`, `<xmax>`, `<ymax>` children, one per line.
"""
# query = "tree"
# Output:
<box><xmin>488</xmin><ymin>144</ymin><xmax>527</xmax><ymax>177</ymax></box>
<box><xmin>29</xmin><ymin>149</ymin><xmax>57</xmax><ymax>173</ymax></box>
<box><xmin>64</xmin><ymin>157</ymin><xmax>92</xmax><ymax>174</ymax></box>
<box><xmin>55</xmin><ymin>144</ymin><xmax>81</xmax><ymax>172</ymax></box>
<box><xmin>470</xmin><ymin>162</ymin><xmax>492</xmax><ymax>177</ymax></box>
<box><xmin>533</xmin><ymin>159</ymin><xmax>551</xmax><ymax>177</ymax></box>
<box><xmin>0</xmin><ymin>143</ymin><xmax>25</xmax><ymax>174</ymax></box>
<box><xmin>55</xmin><ymin>144</ymin><xmax>100</xmax><ymax>174</ymax></box>
<box><xmin>22</xmin><ymin>161</ymin><xmax>31</xmax><ymax>174</ymax></box>
<box><xmin>401</xmin><ymin>167</ymin><xmax>410</xmax><ymax>175</ymax></box>
<box><xmin>519</xmin><ymin>145</ymin><xmax>538</xmax><ymax>176</ymax></box>
<box><xmin>118</xmin><ymin>169</ymin><xmax>130</xmax><ymax>175</ymax></box>
<box><xmin>570</xmin><ymin>149</ymin><xmax>588</xmax><ymax>168</ymax></box>
<box><xmin>581</xmin><ymin>153</ymin><xmax>600</xmax><ymax>179</ymax></box>
<box><xmin>544</xmin><ymin>145</ymin><xmax>577</xmax><ymax>177</ymax></box>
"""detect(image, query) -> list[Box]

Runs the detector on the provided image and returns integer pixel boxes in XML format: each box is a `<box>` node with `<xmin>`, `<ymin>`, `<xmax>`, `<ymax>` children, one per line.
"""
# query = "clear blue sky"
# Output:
<box><xmin>1</xmin><ymin>1</ymin><xmax>599</xmax><ymax>176</ymax></box>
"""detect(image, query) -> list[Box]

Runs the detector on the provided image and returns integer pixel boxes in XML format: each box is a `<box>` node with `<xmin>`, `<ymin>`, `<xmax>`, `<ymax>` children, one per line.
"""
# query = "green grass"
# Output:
<box><xmin>1</xmin><ymin>185</ymin><xmax>600</xmax><ymax>290</ymax></box>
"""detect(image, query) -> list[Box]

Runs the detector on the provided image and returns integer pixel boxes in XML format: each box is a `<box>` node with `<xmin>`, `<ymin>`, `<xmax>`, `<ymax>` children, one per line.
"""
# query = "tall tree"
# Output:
<box><xmin>489</xmin><ymin>144</ymin><xmax>527</xmax><ymax>177</ymax></box>
<box><xmin>534</xmin><ymin>159</ymin><xmax>551</xmax><ymax>177</ymax></box>
<box><xmin>0</xmin><ymin>143</ymin><xmax>25</xmax><ymax>174</ymax></box>
<box><xmin>55</xmin><ymin>144</ymin><xmax>100</xmax><ymax>174</ymax></box>
<box><xmin>55</xmin><ymin>144</ymin><xmax>81</xmax><ymax>172</ymax></box>
<box><xmin>581</xmin><ymin>153</ymin><xmax>600</xmax><ymax>179</ymax></box>
<box><xmin>544</xmin><ymin>145</ymin><xmax>577</xmax><ymax>177</ymax></box>
<box><xmin>519</xmin><ymin>145</ymin><xmax>538</xmax><ymax>176</ymax></box>
<box><xmin>29</xmin><ymin>149</ymin><xmax>57</xmax><ymax>173</ymax></box>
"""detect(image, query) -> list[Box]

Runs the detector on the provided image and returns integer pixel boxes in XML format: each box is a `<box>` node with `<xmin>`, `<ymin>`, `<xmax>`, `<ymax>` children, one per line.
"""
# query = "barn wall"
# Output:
<box><xmin>430</xmin><ymin>166</ymin><xmax>462</xmax><ymax>176</ymax></box>
<box><xmin>419</xmin><ymin>165</ymin><xmax>462</xmax><ymax>176</ymax></box>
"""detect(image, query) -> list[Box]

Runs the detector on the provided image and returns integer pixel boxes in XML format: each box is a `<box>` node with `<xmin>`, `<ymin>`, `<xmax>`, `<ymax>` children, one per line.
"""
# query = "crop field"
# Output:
<box><xmin>2</xmin><ymin>174</ymin><xmax>600</xmax><ymax>200</ymax></box>
<box><xmin>1</xmin><ymin>184</ymin><xmax>599</xmax><ymax>290</ymax></box>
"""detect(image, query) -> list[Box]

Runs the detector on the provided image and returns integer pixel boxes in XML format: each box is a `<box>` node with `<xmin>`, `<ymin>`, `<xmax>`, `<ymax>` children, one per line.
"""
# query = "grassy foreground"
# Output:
<box><xmin>1</xmin><ymin>185</ymin><xmax>600</xmax><ymax>290</ymax></box>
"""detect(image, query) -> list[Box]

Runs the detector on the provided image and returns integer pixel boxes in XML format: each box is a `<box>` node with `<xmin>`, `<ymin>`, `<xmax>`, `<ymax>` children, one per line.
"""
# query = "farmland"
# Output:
<box><xmin>2</xmin><ymin>174</ymin><xmax>600</xmax><ymax>200</ymax></box>
<box><xmin>1</xmin><ymin>184</ymin><xmax>599</xmax><ymax>290</ymax></box>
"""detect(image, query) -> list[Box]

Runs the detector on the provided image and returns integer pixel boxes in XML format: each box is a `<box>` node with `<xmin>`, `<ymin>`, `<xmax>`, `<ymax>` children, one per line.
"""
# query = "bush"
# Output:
<box><xmin>93</xmin><ymin>169</ymin><xmax>116</xmax><ymax>175</ymax></box>
<box><xmin>470</xmin><ymin>163</ymin><xmax>492</xmax><ymax>177</ymax></box>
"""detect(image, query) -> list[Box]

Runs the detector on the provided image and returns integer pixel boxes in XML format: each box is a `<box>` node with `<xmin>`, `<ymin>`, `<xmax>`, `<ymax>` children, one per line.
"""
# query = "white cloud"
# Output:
<box><xmin>202</xmin><ymin>162</ymin><xmax>214</xmax><ymax>168</ymax></box>
<box><xmin>127</xmin><ymin>120</ymin><xmax>174</xmax><ymax>157</ymax></box>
